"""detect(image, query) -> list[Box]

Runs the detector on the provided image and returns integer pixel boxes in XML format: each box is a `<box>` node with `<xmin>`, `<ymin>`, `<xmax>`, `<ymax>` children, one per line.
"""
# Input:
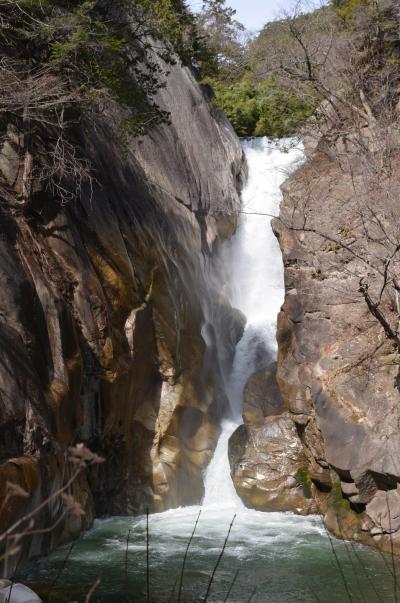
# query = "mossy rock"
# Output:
<box><xmin>295</xmin><ymin>466</ymin><xmax>313</xmax><ymax>499</ymax></box>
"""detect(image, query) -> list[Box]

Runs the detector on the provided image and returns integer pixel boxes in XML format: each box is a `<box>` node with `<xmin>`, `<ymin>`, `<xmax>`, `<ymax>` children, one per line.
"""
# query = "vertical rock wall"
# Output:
<box><xmin>0</xmin><ymin>58</ymin><xmax>245</xmax><ymax>568</ymax></box>
<box><xmin>274</xmin><ymin>135</ymin><xmax>400</xmax><ymax>553</ymax></box>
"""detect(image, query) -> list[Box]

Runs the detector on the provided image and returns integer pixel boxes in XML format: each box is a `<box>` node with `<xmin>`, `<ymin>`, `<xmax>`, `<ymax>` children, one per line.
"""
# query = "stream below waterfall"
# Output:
<box><xmin>18</xmin><ymin>139</ymin><xmax>399</xmax><ymax>602</ymax></box>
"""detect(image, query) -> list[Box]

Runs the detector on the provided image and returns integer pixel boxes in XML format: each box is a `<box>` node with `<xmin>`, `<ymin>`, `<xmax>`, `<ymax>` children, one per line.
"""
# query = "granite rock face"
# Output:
<box><xmin>0</xmin><ymin>56</ymin><xmax>244</xmax><ymax>569</ymax></box>
<box><xmin>274</xmin><ymin>130</ymin><xmax>400</xmax><ymax>553</ymax></box>
<box><xmin>242</xmin><ymin>363</ymin><xmax>284</xmax><ymax>424</ymax></box>
<box><xmin>229</xmin><ymin>363</ymin><xmax>315</xmax><ymax>513</ymax></box>
<box><xmin>229</xmin><ymin>413</ymin><xmax>316</xmax><ymax>514</ymax></box>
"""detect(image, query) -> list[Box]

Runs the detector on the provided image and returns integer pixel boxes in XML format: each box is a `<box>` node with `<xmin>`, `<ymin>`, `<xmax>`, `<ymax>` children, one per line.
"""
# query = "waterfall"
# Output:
<box><xmin>23</xmin><ymin>137</ymin><xmax>392</xmax><ymax>602</ymax></box>
<box><xmin>202</xmin><ymin>137</ymin><xmax>304</xmax><ymax>508</ymax></box>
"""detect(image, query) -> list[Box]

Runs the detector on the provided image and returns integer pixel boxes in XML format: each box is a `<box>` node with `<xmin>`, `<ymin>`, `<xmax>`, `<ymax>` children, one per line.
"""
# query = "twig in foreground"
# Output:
<box><xmin>167</xmin><ymin>576</ymin><xmax>178</xmax><ymax>603</ymax></box>
<box><xmin>146</xmin><ymin>508</ymin><xmax>150</xmax><ymax>603</ymax></box>
<box><xmin>85</xmin><ymin>578</ymin><xmax>101</xmax><ymax>603</ymax></box>
<box><xmin>125</xmin><ymin>529</ymin><xmax>131</xmax><ymax>602</ymax></box>
<box><xmin>178</xmin><ymin>510</ymin><xmax>201</xmax><ymax>603</ymax></box>
<box><xmin>223</xmin><ymin>569</ymin><xmax>239</xmax><ymax>603</ymax></box>
<box><xmin>203</xmin><ymin>514</ymin><xmax>236</xmax><ymax>603</ymax></box>
<box><xmin>386</xmin><ymin>494</ymin><xmax>398</xmax><ymax>603</ymax></box>
<box><xmin>319</xmin><ymin>516</ymin><xmax>354</xmax><ymax>602</ymax></box>
<box><xmin>45</xmin><ymin>540</ymin><xmax>75</xmax><ymax>602</ymax></box>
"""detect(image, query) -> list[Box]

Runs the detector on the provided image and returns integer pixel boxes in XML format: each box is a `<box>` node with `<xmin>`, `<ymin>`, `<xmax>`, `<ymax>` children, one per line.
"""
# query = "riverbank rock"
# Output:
<box><xmin>274</xmin><ymin>124</ymin><xmax>400</xmax><ymax>552</ymax></box>
<box><xmin>229</xmin><ymin>413</ymin><xmax>317</xmax><ymax>513</ymax></box>
<box><xmin>0</xmin><ymin>583</ymin><xmax>42</xmax><ymax>603</ymax></box>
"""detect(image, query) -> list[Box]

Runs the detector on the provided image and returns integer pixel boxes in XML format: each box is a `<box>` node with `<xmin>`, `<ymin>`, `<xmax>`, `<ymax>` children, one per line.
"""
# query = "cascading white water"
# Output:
<box><xmin>202</xmin><ymin>137</ymin><xmax>305</xmax><ymax>509</ymax></box>
<box><xmin>22</xmin><ymin>138</ymin><xmax>393</xmax><ymax>603</ymax></box>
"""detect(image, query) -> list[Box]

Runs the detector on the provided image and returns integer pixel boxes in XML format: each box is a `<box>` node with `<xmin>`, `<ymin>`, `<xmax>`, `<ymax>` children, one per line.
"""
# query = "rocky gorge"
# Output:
<box><xmin>2</xmin><ymin>2</ymin><xmax>400</xmax><ymax>599</ymax></box>
<box><xmin>14</xmin><ymin>131</ymin><xmax>400</xmax><ymax>603</ymax></box>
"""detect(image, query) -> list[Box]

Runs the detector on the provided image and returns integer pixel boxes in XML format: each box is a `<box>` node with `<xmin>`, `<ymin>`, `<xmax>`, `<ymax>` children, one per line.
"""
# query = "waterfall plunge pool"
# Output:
<box><xmin>18</xmin><ymin>505</ymin><xmax>398</xmax><ymax>602</ymax></box>
<box><xmin>17</xmin><ymin>139</ymin><xmax>399</xmax><ymax>602</ymax></box>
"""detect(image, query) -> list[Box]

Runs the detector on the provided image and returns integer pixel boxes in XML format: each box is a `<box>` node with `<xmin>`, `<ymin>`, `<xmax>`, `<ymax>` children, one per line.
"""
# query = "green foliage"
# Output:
<box><xmin>330</xmin><ymin>482</ymin><xmax>351</xmax><ymax>515</ymax></box>
<box><xmin>254</xmin><ymin>77</ymin><xmax>316</xmax><ymax>137</ymax></box>
<box><xmin>141</xmin><ymin>0</ymin><xmax>205</xmax><ymax>67</ymax></box>
<box><xmin>195</xmin><ymin>0</ymin><xmax>318</xmax><ymax>137</ymax></box>
<box><xmin>209</xmin><ymin>76</ymin><xmax>259</xmax><ymax>137</ymax></box>
<box><xmin>206</xmin><ymin>0</ymin><xmax>399</xmax><ymax>138</ymax></box>
<box><xmin>332</xmin><ymin>0</ymin><xmax>374</xmax><ymax>21</ymax></box>
<box><xmin>295</xmin><ymin>466</ymin><xmax>313</xmax><ymax>499</ymax></box>
<box><xmin>2</xmin><ymin>0</ymin><xmax>198</xmax><ymax>136</ymax></box>
<box><xmin>210</xmin><ymin>74</ymin><xmax>316</xmax><ymax>138</ymax></box>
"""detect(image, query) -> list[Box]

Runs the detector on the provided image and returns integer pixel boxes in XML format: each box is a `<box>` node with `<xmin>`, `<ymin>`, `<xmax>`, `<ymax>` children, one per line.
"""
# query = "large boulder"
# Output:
<box><xmin>229</xmin><ymin>362</ymin><xmax>315</xmax><ymax>513</ymax></box>
<box><xmin>229</xmin><ymin>413</ymin><xmax>317</xmax><ymax>514</ymax></box>
<box><xmin>242</xmin><ymin>362</ymin><xmax>284</xmax><ymax>425</ymax></box>
<box><xmin>366</xmin><ymin>487</ymin><xmax>400</xmax><ymax>534</ymax></box>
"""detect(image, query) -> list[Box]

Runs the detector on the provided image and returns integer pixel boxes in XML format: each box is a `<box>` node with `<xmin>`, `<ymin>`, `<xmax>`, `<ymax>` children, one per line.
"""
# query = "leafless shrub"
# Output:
<box><xmin>0</xmin><ymin>57</ymin><xmax>93</xmax><ymax>208</ymax></box>
<box><xmin>250</xmin><ymin>1</ymin><xmax>400</xmax><ymax>362</ymax></box>
<box><xmin>0</xmin><ymin>444</ymin><xmax>104</xmax><ymax>576</ymax></box>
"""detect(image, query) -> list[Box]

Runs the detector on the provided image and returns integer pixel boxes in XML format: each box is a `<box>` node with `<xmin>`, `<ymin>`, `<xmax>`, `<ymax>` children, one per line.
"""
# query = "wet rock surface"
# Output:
<box><xmin>0</xmin><ymin>56</ymin><xmax>244</xmax><ymax>568</ymax></box>
<box><xmin>229</xmin><ymin>413</ymin><xmax>316</xmax><ymax>514</ymax></box>
<box><xmin>229</xmin><ymin>362</ymin><xmax>315</xmax><ymax>513</ymax></box>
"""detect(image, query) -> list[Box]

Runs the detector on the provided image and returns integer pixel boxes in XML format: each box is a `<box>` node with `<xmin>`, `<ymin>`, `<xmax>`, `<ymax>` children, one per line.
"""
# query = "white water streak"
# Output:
<box><xmin>202</xmin><ymin>138</ymin><xmax>305</xmax><ymax>509</ymax></box>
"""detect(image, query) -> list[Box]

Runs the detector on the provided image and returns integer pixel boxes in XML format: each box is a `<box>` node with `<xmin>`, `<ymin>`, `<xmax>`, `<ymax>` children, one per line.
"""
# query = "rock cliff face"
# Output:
<box><xmin>0</xmin><ymin>57</ymin><xmax>244</xmax><ymax>568</ymax></box>
<box><xmin>274</xmin><ymin>133</ymin><xmax>400</xmax><ymax>553</ymax></box>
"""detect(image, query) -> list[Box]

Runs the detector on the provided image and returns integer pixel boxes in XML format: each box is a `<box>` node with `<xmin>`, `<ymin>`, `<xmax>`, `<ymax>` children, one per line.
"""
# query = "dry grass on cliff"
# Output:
<box><xmin>0</xmin><ymin>53</ymin><xmax>94</xmax><ymax>209</ymax></box>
